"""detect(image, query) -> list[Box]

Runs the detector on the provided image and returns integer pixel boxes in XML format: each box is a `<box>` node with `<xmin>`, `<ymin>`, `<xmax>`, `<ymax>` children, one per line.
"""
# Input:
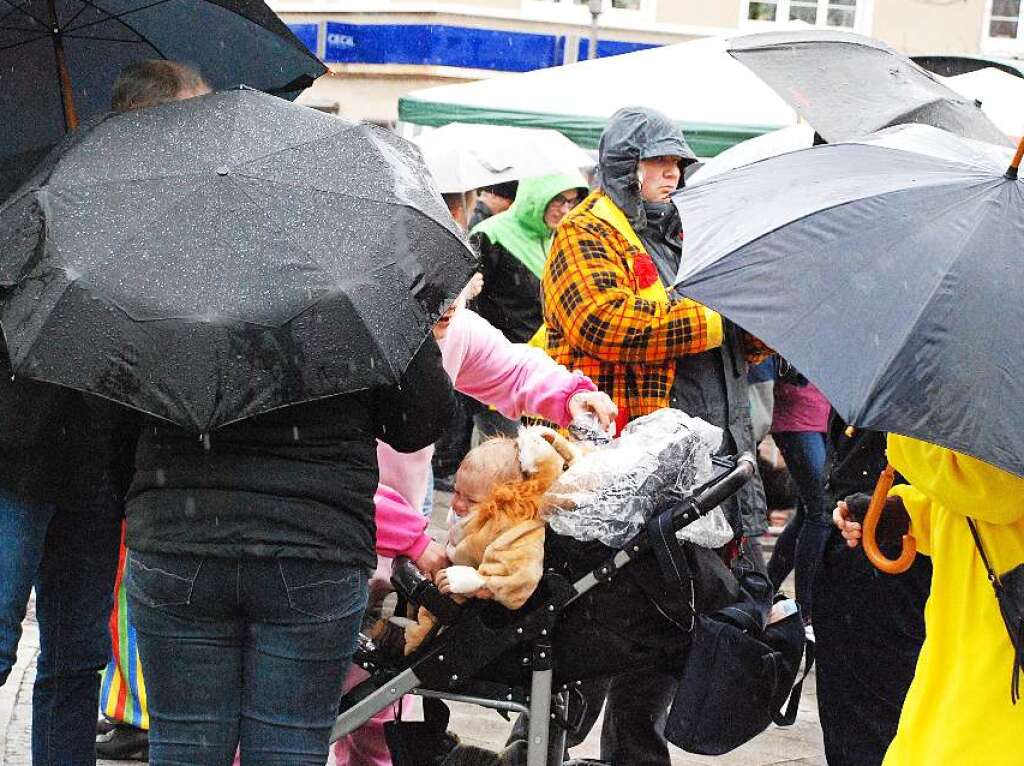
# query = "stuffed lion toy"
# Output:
<box><xmin>403</xmin><ymin>426</ymin><xmax>579</xmax><ymax>654</ymax></box>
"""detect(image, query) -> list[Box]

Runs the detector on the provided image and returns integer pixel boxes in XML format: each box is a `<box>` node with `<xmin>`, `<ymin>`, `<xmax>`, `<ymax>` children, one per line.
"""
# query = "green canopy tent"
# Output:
<box><xmin>399</xmin><ymin>34</ymin><xmax>798</xmax><ymax>156</ymax></box>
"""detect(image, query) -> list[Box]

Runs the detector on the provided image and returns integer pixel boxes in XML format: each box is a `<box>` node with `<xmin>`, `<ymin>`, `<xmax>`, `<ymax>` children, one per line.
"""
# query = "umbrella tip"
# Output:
<box><xmin>1005</xmin><ymin>134</ymin><xmax>1024</xmax><ymax>180</ymax></box>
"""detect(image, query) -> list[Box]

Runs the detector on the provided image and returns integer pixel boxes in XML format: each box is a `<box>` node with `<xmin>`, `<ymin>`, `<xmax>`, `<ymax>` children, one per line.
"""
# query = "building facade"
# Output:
<box><xmin>271</xmin><ymin>0</ymin><xmax>1024</xmax><ymax>122</ymax></box>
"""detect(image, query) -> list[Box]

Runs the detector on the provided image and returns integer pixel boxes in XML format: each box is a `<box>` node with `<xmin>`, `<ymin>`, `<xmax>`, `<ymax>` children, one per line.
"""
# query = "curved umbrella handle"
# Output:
<box><xmin>862</xmin><ymin>463</ymin><xmax>917</xmax><ymax>574</ymax></box>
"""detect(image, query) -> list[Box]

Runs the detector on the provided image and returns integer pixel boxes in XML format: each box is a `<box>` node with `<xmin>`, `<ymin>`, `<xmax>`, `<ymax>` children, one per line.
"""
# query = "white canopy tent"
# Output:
<box><xmin>399</xmin><ymin>34</ymin><xmax>801</xmax><ymax>157</ymax></box>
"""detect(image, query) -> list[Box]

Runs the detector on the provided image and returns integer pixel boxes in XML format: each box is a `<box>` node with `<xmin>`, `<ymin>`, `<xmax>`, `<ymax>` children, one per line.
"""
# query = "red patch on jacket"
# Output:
<box><xmin>633</xmin><ymin>253</ymin><xmax>659</xmax><ymax>289</ymax></box>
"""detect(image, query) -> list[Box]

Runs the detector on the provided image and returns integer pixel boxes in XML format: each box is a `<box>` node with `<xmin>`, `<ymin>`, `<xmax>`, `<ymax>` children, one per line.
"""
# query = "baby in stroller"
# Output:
<box><xmin>403</xmin><ymin>426</ymin><xmax>580</xmax><ymax>654</ymax></box>
<box><xmin>342</xmin><ymin>411</ymin><xmax>802</xmax><ymax>766</ymax></box>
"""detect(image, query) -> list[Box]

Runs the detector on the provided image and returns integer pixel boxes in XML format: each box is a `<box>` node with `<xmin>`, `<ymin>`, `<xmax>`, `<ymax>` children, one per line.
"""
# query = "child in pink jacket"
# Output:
<box><xmin>375</xmin><ymin>303</ymin><xmax>609</xmax><ymax>563</ymax></box>
<box><xmin>334</xmin><ymin>298</ymin><xmax>615</xmax><ymax>766</ymax></box>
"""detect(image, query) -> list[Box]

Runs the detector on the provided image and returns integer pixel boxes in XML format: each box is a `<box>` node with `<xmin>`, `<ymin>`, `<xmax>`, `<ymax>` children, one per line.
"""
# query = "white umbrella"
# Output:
<box><xmin>941</xmin><ymin>67</ymin><xmax>1024</xmax><ymax>140</ymax></box>
<box><xmin>688</xmin><ymin>124</ymin><xmax>815</xmax><ymax>182</ymax></box>
<box><xmin>413</xmin><ymin>123</ymin><xmax>596</xmax><ymax>193</ymax></box>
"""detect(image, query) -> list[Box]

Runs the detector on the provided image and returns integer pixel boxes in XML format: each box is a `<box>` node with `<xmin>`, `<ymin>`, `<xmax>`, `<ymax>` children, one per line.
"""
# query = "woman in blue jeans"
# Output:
<box><xmin>125</xmin><ymin>340</ymin><xmax>453</xmax><ymax>766</ymax></box>
<box><xmin>766</xmin><ymin>370</ymin><xmax>831</xmax><ymax>622</ymax></box>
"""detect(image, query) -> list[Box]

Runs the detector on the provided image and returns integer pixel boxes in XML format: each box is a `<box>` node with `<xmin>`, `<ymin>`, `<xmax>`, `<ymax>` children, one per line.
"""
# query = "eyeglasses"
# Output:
<box><xmin>549</xmin><ymin>194</ymin><xmax>580</xmax><ymax>209</ymax></box>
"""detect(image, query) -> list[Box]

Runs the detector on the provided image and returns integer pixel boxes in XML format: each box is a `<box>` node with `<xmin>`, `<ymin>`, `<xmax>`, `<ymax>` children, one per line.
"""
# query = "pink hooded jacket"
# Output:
<box><xmin>374</xmin><ymin>307</ymin><xmax>595</xmax><ymax>560</ymax></box>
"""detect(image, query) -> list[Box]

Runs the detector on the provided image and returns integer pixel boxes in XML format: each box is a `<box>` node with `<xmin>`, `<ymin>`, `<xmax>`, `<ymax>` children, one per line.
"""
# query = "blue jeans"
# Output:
<box><xmin>0</xmin><ymin>486</ymin><xmax>122</xmax><ymax>766</ymax></box>
<box><xmin>767</xmin><ymin>431</ymin><xmax>828</xmax><ymax>618</ymax></box>
<box><xmin>126</xmin><ymin>552</ymin><xmax>367</xmax><ymax>766</ymax></box>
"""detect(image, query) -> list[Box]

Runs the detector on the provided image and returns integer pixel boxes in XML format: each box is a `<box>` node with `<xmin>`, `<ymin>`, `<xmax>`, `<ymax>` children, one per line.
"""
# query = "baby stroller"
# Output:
<box><xmin>332</xmin><ymin>453</ymin><xmax>796</xmax><ymax>766</ymax></box>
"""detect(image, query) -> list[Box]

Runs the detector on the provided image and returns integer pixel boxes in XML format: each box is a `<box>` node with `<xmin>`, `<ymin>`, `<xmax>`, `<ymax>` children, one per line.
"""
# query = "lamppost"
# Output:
<box><xmin>588</xmin><ymin>0</ymin><xmax>603</xmax><ymax>60</ymax></box>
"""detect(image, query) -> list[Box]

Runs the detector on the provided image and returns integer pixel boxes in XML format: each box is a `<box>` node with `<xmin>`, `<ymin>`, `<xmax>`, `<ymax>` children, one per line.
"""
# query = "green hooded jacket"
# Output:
<box><xmin>471</xmin><ymin>171</ymin><xmax>586</xmax><ymax>278</ymax></box>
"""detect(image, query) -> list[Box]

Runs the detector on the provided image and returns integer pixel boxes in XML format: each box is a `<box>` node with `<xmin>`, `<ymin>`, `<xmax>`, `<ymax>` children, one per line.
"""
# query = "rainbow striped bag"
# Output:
<box><xmin>99</xmin><ymin>524</ymin><xmax>149</xmax><ymax>729</ymax></box>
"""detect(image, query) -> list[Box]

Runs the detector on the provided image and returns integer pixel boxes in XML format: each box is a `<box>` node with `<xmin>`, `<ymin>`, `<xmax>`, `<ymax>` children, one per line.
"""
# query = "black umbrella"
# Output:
<box><xmin>0</xmin><ymin>0</ymin><xmax>326</xmax><ymax>199</ymax></box>
<box><xmin>671</xmin><ymin>124</ymin><xmax>1024</xmax><ymax>570</ymax></box>
<box><xmin>0</xmin><ymin>88</ymin><xmax>476</xmax><ymax>433</ymax></box>
<box><xmin>728</xmin><ymin>29</ymin><xmax>1011</xmax><ymax>147</ymax></box>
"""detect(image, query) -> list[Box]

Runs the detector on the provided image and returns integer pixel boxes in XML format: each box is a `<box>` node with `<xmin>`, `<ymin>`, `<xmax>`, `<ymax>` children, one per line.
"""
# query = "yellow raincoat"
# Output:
<box><xmin>883</xmin><ymin>435</ymin><xmax>1024</xmax><ymax>765</ymax></box>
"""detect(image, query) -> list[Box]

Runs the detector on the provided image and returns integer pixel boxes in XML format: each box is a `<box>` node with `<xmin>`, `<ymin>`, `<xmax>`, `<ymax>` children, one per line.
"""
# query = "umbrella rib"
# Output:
<box><xmin>59</xmin><ymin>0</ymin><xmax>94</xmax><ymax>32</ymax></box>
<box><xmin>779</xmin><ymin>178</ymin><xmax>996</xmax><ymax>343</ymax></box>
<box><xmin>856</xmin><ymin>180</ymin><xmax>1006</xmax><ymax>416</ymax></box>
<box><xmin>0</xmin><ymin>4</ymin><xmax>28</xmax><ymax>25</ymax></box>
<box><xmin>0</xmin><ymin>0</ymin><xmax>45</xmax><ymax>28</ymax></box>
<box><xmin>232</xmin><ymin>171</ymin><xmax>455</xmax><ymax>216</ymax></box>
<box><xmin>219</xmin><ymin>174</ymin><xmax>417</xmax><ymax>378</ymax></box>
<box><xmin>232</xmin><ymin>171</ymin><xmax>472</xmax><ymax>265</ymax></box>
<box><xmin>682</xmin><ymin>149</ymin><xmax>984</xmax><ymax>293</ymax></box>
<box><xmin>220</xmin><ymin>174</ymin><xmax>461</xmax><ymax>386</ymax></box>
<box><xmin>228</xmin><ymin>123</ymin><xmax>366</xmax><ymax>169</ymax></box>
<box><xmin>64</xmin><ymin>0</ymin><xmax>171</xmax><ymax>34</ymax></box>
<box><xmin>0</xmin><ymin>32</ymin><xmax>49</xmax><ymax>50</ymax></box>
<box><xmin>66</xmin><ymin>176</ymin><xmax>223</xmax><ymax>275</ymax></box>
<box><xmin>62</xmin><ymin>32</ymin><xmax>148</xmax><ymax>43</ymax></box>
<box><xmin>221</xmin><ymin>173</ymin><xmax>325</xmax><ymax>270</ymax></box>
<box><xmin>61</xmin><ymin>0</ymin><xmax>165</xmax><ymax>55</ymax></box>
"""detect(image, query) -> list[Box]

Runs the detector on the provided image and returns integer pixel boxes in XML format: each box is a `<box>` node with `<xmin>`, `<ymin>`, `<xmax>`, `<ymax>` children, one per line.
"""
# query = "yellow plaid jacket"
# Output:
<box><xmin>540</xmin><ymin>190</ymin><xmax>726</xmax><ymax>420</ymax></box>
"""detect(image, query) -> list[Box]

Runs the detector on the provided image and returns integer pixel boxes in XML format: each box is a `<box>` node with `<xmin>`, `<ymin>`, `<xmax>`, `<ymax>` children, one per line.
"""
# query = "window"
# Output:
<box><xmin>530</xmin><ymin>0</ymin><xmax>651</xmax><ymax>13</ymax></box>
<box><xmin>533</xmin><ymin>0</ymin><xmax>639</xmax><ymax>7</ymax></box>
<box><xmin>744</xmin><ymin>0</ymin><xmax>862</xmax><ymax>30</ymax></box>
<box><xmin>988</xmin><ymin>0</ymin><xmax>1022</xmax><ymax>40</ymax></box>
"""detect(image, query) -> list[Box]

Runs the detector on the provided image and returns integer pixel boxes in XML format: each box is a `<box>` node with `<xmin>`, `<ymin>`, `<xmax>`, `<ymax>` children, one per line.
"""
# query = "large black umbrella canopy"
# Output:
<box><xmin>670</xmin><ymin>123</ymin><xmax>1024</xmax><ymax>479</ymax></box>
<box><xmin>0</xmin><ymin>0</ymin><xmax>326</xmax><ymax>199</ymax></box>
<box><xmin>728</xmin><ymin>30</ymin><xmax>1011</xmax><ymax>147</ymax></box>
<box><xmin>0</xmin><ymin>88</ymin><xmax>476</xmax><ymax>432</ymax></box>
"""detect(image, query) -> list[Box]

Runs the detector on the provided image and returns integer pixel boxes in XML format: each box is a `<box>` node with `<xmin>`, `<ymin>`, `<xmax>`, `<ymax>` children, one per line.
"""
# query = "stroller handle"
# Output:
<box><xmin>690</xmin><ymin>452</ymin><xmax>756</xmax><ymax>515</ymax></box>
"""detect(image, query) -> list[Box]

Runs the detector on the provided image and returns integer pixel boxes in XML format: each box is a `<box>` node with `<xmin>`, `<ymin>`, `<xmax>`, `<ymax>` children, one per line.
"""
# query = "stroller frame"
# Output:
<box><xmin>332</xmin><ymin>454</ymin><xmax>757</xmax><ymax>766</ymax></box>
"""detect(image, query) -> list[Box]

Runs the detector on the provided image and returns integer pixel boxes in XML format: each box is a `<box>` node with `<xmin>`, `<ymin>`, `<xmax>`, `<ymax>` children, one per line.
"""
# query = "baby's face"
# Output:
<box><xmin>451</xmin><ymin>465</ymin><xmax>493</xmax><ymax>518</ymax></box>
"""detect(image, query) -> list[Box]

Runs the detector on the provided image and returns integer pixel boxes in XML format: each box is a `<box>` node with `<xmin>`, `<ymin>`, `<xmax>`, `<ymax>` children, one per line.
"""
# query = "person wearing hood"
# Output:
<box><xmin>468</xmin><ymin>181</ymin><xmax>518</xmax><ymax>230</ymax></box>
<box><xmin>471</xmin><ymin>172</ymin><xmax>587</xmax><ymax>439</ymax></box>
<box><xmin>472</xmin><ymin>172</ymin><xmax>588</xmax><ymax>345</ymax></box>
<box><xmin>835</xmin><ymin>436</ymin><xmax>1024</xmax><ymax>765</ymax></box>
<box><xmin>540</xmin><ymin>106</ymin><xmax>769</xmax><ymax>538</ymax></box>
<box><xmin>538</xmin><ymin>106</ymin><xmax>772</xmax><ymax>765</ymax></box>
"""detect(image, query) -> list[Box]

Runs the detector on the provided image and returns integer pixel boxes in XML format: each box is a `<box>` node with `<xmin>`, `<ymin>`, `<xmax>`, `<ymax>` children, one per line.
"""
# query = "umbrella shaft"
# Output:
<box><xmin>47</xmin><ymin>0</ymin><xmax>78</xmax><ymax>132</ymax></box>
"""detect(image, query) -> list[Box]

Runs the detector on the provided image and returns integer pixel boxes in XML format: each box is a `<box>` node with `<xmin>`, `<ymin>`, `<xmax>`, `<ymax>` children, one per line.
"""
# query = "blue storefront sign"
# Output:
<box><xmin>318</xmin><ymin>21</ymin><xmax>662</xmax><ymax>72</ymax></box>
<box><xmin>577</xmin><ymin>38</ymin><xmax>658</xmax><ymax>60</ymax></box>
<box><xmin>287</xmin><ymin>23</ymin><xmax>319</xmax><ymax>55</ymax></box>
<box><xmin>324</xmin><ymin>22</ymin><xmax>567</xmax><ymax>72</ymax></box>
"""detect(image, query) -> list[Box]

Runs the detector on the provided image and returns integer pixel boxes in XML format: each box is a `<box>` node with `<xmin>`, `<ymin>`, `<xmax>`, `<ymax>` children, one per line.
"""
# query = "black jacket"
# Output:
<box><xmin>471</xmin><ymin>233</ymin><xmax>542</xmax><ymax>344</ymax></box>
<box><xmin>642</xmin><ymin>201</ymin><xmax>768</xmax><ymax>537</ymax></box>
<box><xmin>0</xmin><ymin>337</ymin><xmax>134</xmax><ymax>507</ymax></box>
<box><xmin>126</xmin><ymin>338</ymin><xmax>454</xmax><ymax>567</ymax></box>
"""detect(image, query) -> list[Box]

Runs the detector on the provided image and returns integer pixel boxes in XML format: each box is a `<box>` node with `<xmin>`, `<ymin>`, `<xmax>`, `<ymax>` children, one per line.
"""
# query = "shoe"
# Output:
<box><xmin>96</xmin><ymin>721</ymin><xmax>149</xmax><ymax>761</ymax></box>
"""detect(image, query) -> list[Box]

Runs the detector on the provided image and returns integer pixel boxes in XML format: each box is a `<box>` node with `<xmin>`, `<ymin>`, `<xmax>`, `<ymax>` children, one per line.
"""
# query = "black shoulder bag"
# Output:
<box><xmin>646</xmin><ymin>510</ymin><xmax>813</xmax><ymax>755</ymax></box>
<box><xmin>966</xmin><ymin>518</ymin><xmax>1024</xmax><ymax>704</ymax></box>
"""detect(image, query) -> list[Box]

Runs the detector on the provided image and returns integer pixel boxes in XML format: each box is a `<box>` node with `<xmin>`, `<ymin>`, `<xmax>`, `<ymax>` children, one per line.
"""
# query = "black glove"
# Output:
<box><xmin>843</xmin><ymin>492</ymin><xmax>911</xmax><ymax>545</ymax></box>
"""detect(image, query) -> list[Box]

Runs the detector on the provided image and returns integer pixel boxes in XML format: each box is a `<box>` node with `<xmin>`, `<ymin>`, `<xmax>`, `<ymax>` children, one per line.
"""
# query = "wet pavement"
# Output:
<box><xmin>0</xmin><ymin>492</ymin><xmax>824</xmax><ymax>766</ymax></box>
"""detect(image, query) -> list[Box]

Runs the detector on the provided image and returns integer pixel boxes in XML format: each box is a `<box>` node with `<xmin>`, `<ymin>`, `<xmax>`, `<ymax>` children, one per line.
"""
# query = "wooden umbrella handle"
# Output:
<box><xmin>862</xmin><ymin>463</ymin><xmax>917</xmax><ymax>574</ymax></box>
<box><xmin>47</xmin><ymin>0</ymin><xmax>78</xmax><ymax>131</ymax></box>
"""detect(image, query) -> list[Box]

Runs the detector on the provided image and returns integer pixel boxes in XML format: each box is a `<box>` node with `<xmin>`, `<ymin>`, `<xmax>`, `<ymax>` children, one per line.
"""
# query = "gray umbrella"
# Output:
<box><xmin>670</xmin><ymin>123</ymin><xmax>1024</xmax><ymax>480</ymax></box>
<box><xmin>728</xmin><ymin>29</ymin><xmax>1011</xmax><ymax>147</ymax></box>
<box><xmin>0</xmin><ymin>88</ymin><xmax>476</xmax><ymax>432</ymax></box>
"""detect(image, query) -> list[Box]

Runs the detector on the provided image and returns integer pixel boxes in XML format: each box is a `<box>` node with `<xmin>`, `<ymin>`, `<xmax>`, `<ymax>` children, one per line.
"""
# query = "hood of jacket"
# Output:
<box><xmin>888</xmin><ymin>434</ymin><xmax>1024</xmax><ymax>526</ymax></box>
<box><xmin>597</xmin><ymin>106</ymin><xmax>696</xmax><ymax>229</ymax></box>
<box><xmin>471</xmin><ymin>171</ymin><xmax>587</xmax><ymax>278</ymax></box>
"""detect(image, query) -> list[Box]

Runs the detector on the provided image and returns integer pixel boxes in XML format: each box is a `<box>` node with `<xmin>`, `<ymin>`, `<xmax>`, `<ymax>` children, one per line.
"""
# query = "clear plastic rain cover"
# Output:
<box><xmin>546</xmin><ymin>409</ymin><xmax>733</xmax><ymax>549</ymax></box>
